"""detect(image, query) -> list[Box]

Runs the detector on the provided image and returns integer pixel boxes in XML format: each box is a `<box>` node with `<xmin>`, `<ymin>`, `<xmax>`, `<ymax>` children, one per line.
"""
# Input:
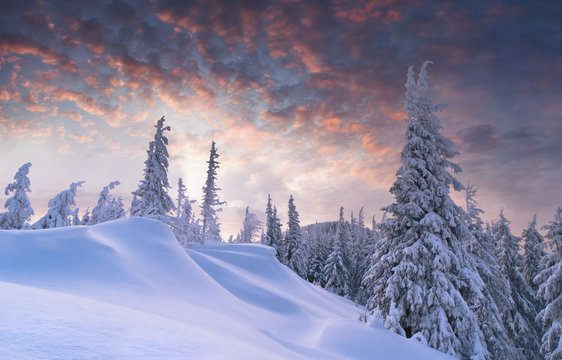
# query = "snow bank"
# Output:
<box><xmin>0</xmin><ymin>218</ymin><xmax>450</xmax><ymax>359</ymax></box>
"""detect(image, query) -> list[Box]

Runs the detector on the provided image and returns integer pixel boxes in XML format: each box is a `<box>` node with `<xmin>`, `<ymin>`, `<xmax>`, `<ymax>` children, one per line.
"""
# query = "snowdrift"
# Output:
<box><xmin>0</xmin><ymin>218</ymin><xmax>450</xmax><ymax>359</ymax></box>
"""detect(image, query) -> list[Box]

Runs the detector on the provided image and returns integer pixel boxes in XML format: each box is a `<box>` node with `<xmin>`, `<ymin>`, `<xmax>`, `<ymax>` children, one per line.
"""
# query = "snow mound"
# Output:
<box><xmin>0</xmin><ymin>218</ymin><xmax>450</xmax><ymax>359</ymax></box>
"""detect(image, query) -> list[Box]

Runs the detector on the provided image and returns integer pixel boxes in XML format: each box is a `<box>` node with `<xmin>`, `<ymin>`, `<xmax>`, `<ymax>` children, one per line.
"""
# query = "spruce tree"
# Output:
<box><xmin>306</xmin><ymin>221</ymin><xmax>329</xmax><ymax>285</ymax></box>
<box><xmin>272</xmin><ymin>205</ymin><xmax>284</xmax><ymax>261</ymax></box>
<box><xmin>200</xmin><ymin>141</ymin><xmax>225</xmax><ymax>243</ymax></box>
<box><xmin>263</xmin><ymin>194</ymin><xmax>274</xmax><ymax>246</ymax></box>
<box><xmin>285</xmin><ymin>195</ymin><xmax>307</xmax><ymax>278</ymax></box>
<box><xmin>90</xmin><ymin>181</ymin><xmax>124</xmax><ymax>224</ymax></box>
<box><xmin>464</xmin><ymin>184</ymin><xmax>516</xmax><ymax>359</ymax></box>
<box><xmin>172</xmin><ymin>177</ymin><xmax>197</xmax><ymax>244</ymax></box>
<box><xmin>363</xmin><ymin>62</ymin><xmax>484</xmax><ymax>359</ymax></box>
<box><xmin>535</xmin><ymin>207</ymin><xmax>562</xmax><ymax>360</ymax></box>
<box><xmin>33</xmin><ymin>181</ymin><xmax>84</xmax><ymax>229</ymax></box>
<box><xmin>240</xmin><ymin>206</ymin><xmax>262</xmax><ymax>243</ymax></box>
<box><xmin>1</xmin><ymin>162</ymin><xmax>33</xmax><ymax>229</ymax></box>
<box><xmin>323</xmin><ymin>207</ymin><xmax>351</xmax><ymax>297</ymax></box>
<box><xmin>130</xmin><ymin>116</ymin><xmax>175</xmax><ymax>217</ymax></box>
<box><xmin>521</xmin><ymin>214</ymin><xmax>545</xmax><ymax>292</ymax></box>
<box><xmin>492</xmin><ymin>209</ymin><xmax>540</xmax><ymax>359</ymax></box>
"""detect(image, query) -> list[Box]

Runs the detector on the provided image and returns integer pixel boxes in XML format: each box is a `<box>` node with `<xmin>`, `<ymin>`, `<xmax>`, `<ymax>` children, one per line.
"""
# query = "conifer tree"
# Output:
<box><xmin>263</xmin><ymin>194</ymin><xmax>274</xmax><ymax>246</ymax></box>
<box><xmin>535</xmin><ymin>207</ymin><xmax>562</xmax><ymax>360</ymax></box>
<box><xmin>200</xmin><ymin>141</ymin><xmax>225</xmax><ymax>243</ymax></box>
<box><xmin>323</xmin><ymin>207</ymin><xmax>351</xmax><ymax>297</ymax></box>
<box><xmin>521</xmin><ymin>214</ymin><xmax>545</xmax><ymax>292</ymax></box>
<box><xmin>492</xmin><ymin>209</ymin><xmax>540</xmax><ymax>359</ymax></box>
<box><xmin>363</xmin><ymin>62</ymin><xmax>484</xmax><ymax>359</ymax></box>
<box><xmin>130</xmin><ymin>116</ymin><xmax>175</xmax><ymax>217</ymax></box>
<box><xmin>240</xmin><ymin>206</ymin><xmax>262</xmax><ymax>243</ymax></box>
<box><xmin>90</xmin><ymin>181</ymin><xmax>124</xmax><ymax>224</ymax></box>
<box><xmin>464</xmin><ymin>184</ymin><xmax>516</xmax><ymax>359</ymax></box>
<box><xmin>285</xmin><ymin>195</ymin><xmax>307</xmax><ymax>278</ymax></box>
<box><xmin>306</xmin><ymin>221</ymin><xmax>329</xmax><ymax>285</ymax></box>
<box><xmin>272</xmin><ymin>205</ymin><xmax>284</xmax><ymax>261</ymax></box>
<box><xmin>33</xmin><ymin>181</ymin><xmax>84</xmax><ymax>229</ymax></box>
<box><xmin>1</xmin><ymin>162</ymin><xmax>33</xmax><ymax>229</ymax></box>
<box><xmin>171</xmin><ymin>178</ymin><xmax>197</xmax><ymax>244</ymax></box>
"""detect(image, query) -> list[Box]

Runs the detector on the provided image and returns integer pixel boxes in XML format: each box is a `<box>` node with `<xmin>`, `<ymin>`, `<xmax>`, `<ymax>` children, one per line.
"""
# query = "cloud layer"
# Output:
<box><xmin>0</xmin><ymin>0</ymin><xmax>560</xmax><ymax>234</ymax></box>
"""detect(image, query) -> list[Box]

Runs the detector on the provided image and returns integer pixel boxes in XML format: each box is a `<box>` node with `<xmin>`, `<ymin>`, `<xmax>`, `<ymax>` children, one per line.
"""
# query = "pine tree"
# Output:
<box><xmin>323</xmin><ymin>207</ymin><xmax>351</xmax><ymax>297</ymax></box>
<box><xmin>535</xmin><ymin>207</ymin><xmax>562</xmax><ymax>360</ymax></box>
<box><xmin>32</xmin><ymin>181</ymin><xmax>84</xmax><ymax>229</ymax></box>
<box><xmin>285</xmin><ymin>195</ymin><xmax>307</xmax><ymax>278</ymax></box>
<box><xmin>90</xmin><ymin>181</ymin><xmax>124</xmax><ymax>224</ymax></box>
<box><xmin>492</xmin><ymin>209</ymin><xmax>540</xmax><ymax>359</ymax></box>
<box><xmin>240</xmin><ymin>206</ymin><xmax>262</xmax><ymax>243</ymax></box>
<box><xmin>363</xmin><ymin>62</ymin><xmax>484</xmax><ymax>359</ymax></box>
<box><xmin>1</xmin><ymin>162</ymin><xmax>33</xmax><ymax>229</ymax></box>
<box><xmin>464</xmin><ymin>184</ymin><xmax>516</xmax><ymax>359</ymax></box>
<box><xmin>200</xmin><ymin>141</ymin><xmax>225</xmax><ymax>244</ymax></box>
<box><xmin>130</xmin><ymin>116</ymin><xmax>175</xmax><ymax>218</ymax></box>
<box><xmin>521</xmin><ymin>214</ymin><xmax>545</xmax><ymax>292</ymax></box>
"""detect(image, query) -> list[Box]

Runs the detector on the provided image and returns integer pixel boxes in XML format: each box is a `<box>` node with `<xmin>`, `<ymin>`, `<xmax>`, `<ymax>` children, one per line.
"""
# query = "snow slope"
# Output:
<box><xmin>0</xmin><ymin>218</ymin><xmax>450</xmax><ymax>359</ymax></box>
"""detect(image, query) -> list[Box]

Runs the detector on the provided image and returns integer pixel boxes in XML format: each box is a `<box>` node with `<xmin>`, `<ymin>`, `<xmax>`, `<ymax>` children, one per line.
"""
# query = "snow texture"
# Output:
<box><xmin>0</xmin><ymin>218</ymin><xmax>451</xmax><ymax>360</ymax></box>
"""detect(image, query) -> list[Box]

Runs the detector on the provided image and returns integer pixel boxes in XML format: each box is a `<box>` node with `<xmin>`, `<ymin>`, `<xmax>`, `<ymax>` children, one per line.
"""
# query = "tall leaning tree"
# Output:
<box><xmin>130</xmin><ymin>116</ymin><xmax>175</xmax><ymax>218</ymax></box>
<box><xmin>363</xmin><ymin>62</ymin><xmax>485</xmax><ymax>359</ymax></box>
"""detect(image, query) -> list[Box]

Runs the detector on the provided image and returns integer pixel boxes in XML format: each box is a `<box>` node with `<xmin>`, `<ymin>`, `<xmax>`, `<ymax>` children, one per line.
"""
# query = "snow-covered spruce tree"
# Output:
<box><xmin>200</xmin><ymin>141</ymin><xmax>226</xmax><ymax>244</ymax></box>
<box><xmin>492</xmin><ymin>209</ymin><xmax>540</xmax><ymax>359</ymax></box>
<box><xmin>464</xmin><ymin>183</ymin><xmax>516</xmax><ymax>359</ymax></box>
<box><xmin>355</xmin><ymin>207</ymin><xmax>374</xmax><ymax>305</ymax></box>
<box><xmin>271</xmin><ymin>205</ymin><xmax>285</xmax><ymax>261</ymax></box>
<box><xmin>130</xmin><ymin>116</ymin><xmax>175</xmax><ymax>218</ymax></box>
<box><xmin>262</xmin><ymin>194</ymin><xmax>274</xmax><ymax>246</ymax></box>
<box><xmin>284</xmin><ymin>195</ymin><xmax>307</xmax><ymax>278</ymax></box>
<box><xmin>323</xmin><ymin>207</ymin><xmax>352</xmax><ymax>297</ymax></box>
<box><xmin>306</xmin><ymin>221</ymin><xmax>329</xmax><ymax>285</ymax></box>
<box><xmin>90</xmin><ymin>181</ymin><xmax>125</xmax><ymax>225</ymax></box>
<box><xmin>171</xmin><ymin>177</ymin><xmax>197</xmax><ymax>244</ymax></box>
<box><xmin>32</xmin><ymin>181</ymin><xmax>85</xmax><ymax>229</ymax></box>
<box><xmin>535</xmin><ymin>207</ymin><xmax>562</xmax><ymax>360</ymax></box>
<box><xmin>240</xmin><ymin>206</ymin><xmax>262</xmax><ymax>243</ymax></box>
<box><xmin>1</xmin><ymin>162</ymin><xmax>33</xmax><ymax>229</ymax></box>
<box><xmin>522</xmin><ymin>214</ymin><xmax>546</xmax><ymax>293</ymax></box>
<box><xmin>362</xmin><ymin>62</ymin><xmax>485</xmax><ymax>359</ymax></box>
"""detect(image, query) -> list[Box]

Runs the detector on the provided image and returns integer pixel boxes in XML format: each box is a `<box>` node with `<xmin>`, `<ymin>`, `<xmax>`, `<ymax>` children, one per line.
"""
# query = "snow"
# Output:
<box><xmin>0</xmin><ymin>217</ymin><xmax>450</xmax><ymax>359</ymax></box>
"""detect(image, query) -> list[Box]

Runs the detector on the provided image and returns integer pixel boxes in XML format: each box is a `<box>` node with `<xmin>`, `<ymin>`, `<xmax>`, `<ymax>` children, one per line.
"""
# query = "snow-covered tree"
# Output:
<box><xmin>306</xmin><ymin>221</ymin><xmax>330</xmax><ymax>285</ymax></box>
<box><xmin>130</xmin><ymin>116</ymin><xmax>175</xmax><ymax>218</ymax></box>
<box><xmin>492</xmin><ymin>209</ymin><xmax>540</xmax><ymax>359</ymax></box>
<box><xmin>171</xmin><ymin>178</ymin><xmax>198</xmax><ymax>245</ymax></box>
<box><xmin>464</xmin><ymin>184</ymin><xmax>516</xmax><ymax>359</ymax></box>
<box><xmin>363</xmin><ymin>62</ymin><xmax>484</xmax><ymax>359</ymax></box>
<box><xmin>1</xmin><ymin>162</ymin><xmax>33</xmax><ymax>229</ymax></box>
<box><xmin>200</xmin><ymin>141</ymin><xmax>225</xmax><ymax>244</ymax></box>
<box><xmin>521</xmin><ymin>214</ymin><xmax>545</xmax><ymax>292</ymax></box>
<box><xmin>535</xmin><ymin>207</ymin><xmax>562</xmax><ymax>360</ymax></box>
<box><xmin>240</xmin><ymin>206</ymin><xmax>262</xmax><ymax>243</ymax></box>
<box><xmin>90</xmin><ymin>181</ymin><xmax>125</xmax><ymax>225</ymax></box>
<box><xmin>323</xmin><ymin>207</ymin><xmax>352</xmax><ymax>297</ymax></box>
<box><xmin>263</xmin><ymin>195</ymin><xmax>274</xmax><ymax>246</ymax></box>
<box><xmin>32</xmin><ymin>181</ymin><xmax>84</xmax><ymax>229</ymax></box>
<box><xmin>284</xmin><ymin>195</ymin><xmax>307</xmax><ymax>278</ymax></box>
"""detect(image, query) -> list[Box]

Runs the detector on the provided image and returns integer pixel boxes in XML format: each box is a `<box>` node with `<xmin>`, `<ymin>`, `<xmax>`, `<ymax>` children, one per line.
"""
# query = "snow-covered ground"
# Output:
<box><xmin>0</xmin><ymin>218</ymin><xmax>450</xmax><ymax>359</ymax></box>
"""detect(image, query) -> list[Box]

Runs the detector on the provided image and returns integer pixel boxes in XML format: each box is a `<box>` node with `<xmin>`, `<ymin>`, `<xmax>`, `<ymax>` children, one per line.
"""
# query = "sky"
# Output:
<box><xmin>0</xmin><ymin>0</ymin><xmax>560</xmax><ymax>238</ymax></box>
